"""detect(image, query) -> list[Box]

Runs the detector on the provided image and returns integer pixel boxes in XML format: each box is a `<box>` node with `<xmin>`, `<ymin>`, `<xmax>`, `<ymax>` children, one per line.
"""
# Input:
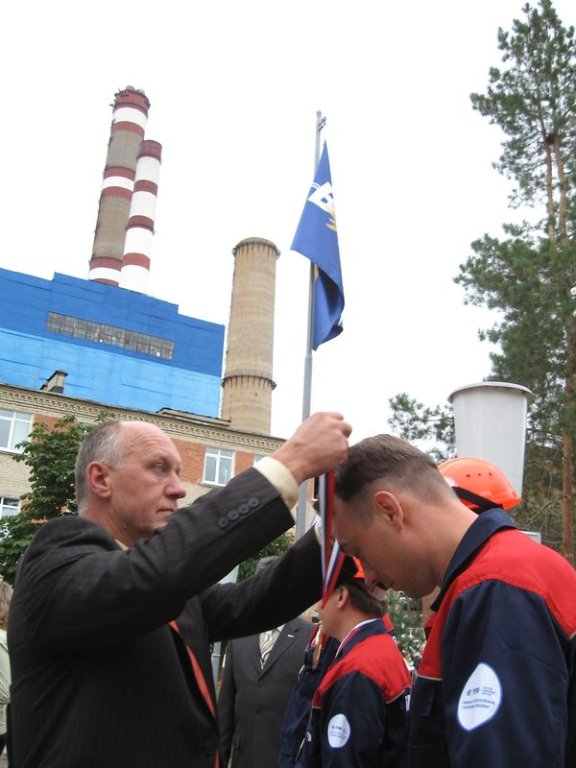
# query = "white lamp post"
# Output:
<box><xmin>448</xmin><ymin>382</ymin><xmax>532</xmax><ymax>497</ymax></box>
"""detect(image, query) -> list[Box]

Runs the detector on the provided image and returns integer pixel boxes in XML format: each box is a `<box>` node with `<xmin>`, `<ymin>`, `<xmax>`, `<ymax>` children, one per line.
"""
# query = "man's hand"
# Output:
<box><xmin>272</xmin><ymin>412</ymin><xmax>352</xmax><ymax>486</ymax></box>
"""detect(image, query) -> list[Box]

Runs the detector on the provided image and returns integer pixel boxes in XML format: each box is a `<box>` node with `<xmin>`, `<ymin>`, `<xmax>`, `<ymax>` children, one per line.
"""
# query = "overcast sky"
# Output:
<box><xmin>2</xmin><ymin>1</ymin><xmax>574</xmax><ymax>442</ymax></box>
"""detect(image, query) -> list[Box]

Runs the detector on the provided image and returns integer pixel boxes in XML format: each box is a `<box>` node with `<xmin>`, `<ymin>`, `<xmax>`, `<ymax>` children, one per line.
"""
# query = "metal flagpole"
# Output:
<box><xmin>295</xmin><ymin>110</ymin><xmax>326</xmax><ymax>540</ymax></box>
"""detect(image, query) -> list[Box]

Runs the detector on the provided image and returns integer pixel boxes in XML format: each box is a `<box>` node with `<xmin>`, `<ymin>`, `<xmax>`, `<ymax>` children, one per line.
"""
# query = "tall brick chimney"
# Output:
<box><xmin>89</xmin><ymin>87</ymin><xmax>160</xmax><ymax>289</ymax></box>
<box><xmin>221</xmin><ymin>237</ymin><xmax>279</xmax><ymax>434</ymax></box>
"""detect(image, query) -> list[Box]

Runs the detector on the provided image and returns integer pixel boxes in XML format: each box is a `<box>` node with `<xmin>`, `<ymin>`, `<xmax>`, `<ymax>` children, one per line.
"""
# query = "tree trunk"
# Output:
<box><xmin>562</xmin><ymin>431</ymin><xmax>574</xmax><ymax>564</ymax></box>
<box><xmin>562</xmin><ymin>323</ymin><xmax>576</xmax><ymax>565</ymax></box>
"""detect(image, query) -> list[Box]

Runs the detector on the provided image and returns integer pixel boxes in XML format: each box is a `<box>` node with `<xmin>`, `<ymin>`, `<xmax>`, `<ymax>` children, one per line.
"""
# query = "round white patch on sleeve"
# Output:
<box><xmin>327</xmin><ymin>713</ymin><xmax>351</xmax><ymax>748</ymax></box>
<box><xmin>457</xmin><ymin>662</ymin><xmax>502</xmax><ymax>731</ymax></box>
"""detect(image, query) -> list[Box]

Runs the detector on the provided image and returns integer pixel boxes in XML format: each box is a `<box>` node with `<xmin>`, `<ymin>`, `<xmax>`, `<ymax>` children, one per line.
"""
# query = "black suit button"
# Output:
<box><xmin>247</xmin><ymin>497</ymin><xmax>259</xmax><ymax>508</ymax></box>
<box><xmin>228</xmin><ymin>509</ymin><xmax>239</xmax><ymax>520</ymax></box>
<box><xmin>217</xmin><ymin>517</ymin><xmax>230</xmax><ymax>529</ymax></box>
<box><xmin>238</xmin><ymin>503</ymin><xmax>250</xmax><ymax>515</ymax></box>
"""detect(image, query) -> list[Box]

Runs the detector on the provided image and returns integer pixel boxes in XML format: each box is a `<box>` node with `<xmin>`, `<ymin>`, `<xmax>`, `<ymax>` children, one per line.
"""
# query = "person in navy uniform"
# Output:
<box><xmin>279</xmin><ymin>563</ymin><xmax>401</xmax><ymax>767</ymax></box>
<box><xmin>300</xmin><ymin>558</ymin><xmax>410</xmax><ymax>767</ymax></box>
<box><xmin>332</xmin><ymin>435</ymin><xmax>576</xmax><ymax>768</ymax></box>
<box><xmin>279</xmin><ymin>620</ymin><xmax>338</xmax><ymax>767</ymax></box>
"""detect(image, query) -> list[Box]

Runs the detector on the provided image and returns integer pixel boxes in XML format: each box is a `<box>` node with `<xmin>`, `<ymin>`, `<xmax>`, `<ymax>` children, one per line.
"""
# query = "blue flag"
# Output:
<box><xmin>292</xmin><ymin>143</ymin><xmax>344</xmax><ymax>349</ymax></box>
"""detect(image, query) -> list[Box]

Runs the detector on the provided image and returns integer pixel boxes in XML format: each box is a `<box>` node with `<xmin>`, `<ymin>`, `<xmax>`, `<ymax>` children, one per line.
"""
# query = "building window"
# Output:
<box><xmin>0</xmin><ymin>497</ymin><xmax>19</xmax><ymax>517</ymax></box>
<box><xmin>47</xmin><ymin>312</ymin><xmax>175</xmax><ymax>360</ymax></box>
<box><xmin>203</xmin><ymin>447</ymin><xmax>234</xmax><ymax>486</ymax></box>
<box><xmin>0</xmin><ymin>410</ymin><xmax>33</xmax><ymax>452</ymax></box>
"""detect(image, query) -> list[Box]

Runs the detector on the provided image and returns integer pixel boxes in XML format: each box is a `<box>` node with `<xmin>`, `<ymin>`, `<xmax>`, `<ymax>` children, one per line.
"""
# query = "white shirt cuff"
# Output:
<box><xmin>254</xmin><ymin>456</ymin><xmax>299</xmax><ymax>517</ymax></box>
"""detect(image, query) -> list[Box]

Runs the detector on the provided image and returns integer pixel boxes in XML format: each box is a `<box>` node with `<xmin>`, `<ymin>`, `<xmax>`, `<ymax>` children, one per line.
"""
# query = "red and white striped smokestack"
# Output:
<box><xmin>119</xmin><ymin>139</ymin><xmax>162</xmax><ymax>293</ymax></box>
<box><xmin>89</xmin><ymin>87</ymin><xmax>150</xmax><ymax>285</ymax></box>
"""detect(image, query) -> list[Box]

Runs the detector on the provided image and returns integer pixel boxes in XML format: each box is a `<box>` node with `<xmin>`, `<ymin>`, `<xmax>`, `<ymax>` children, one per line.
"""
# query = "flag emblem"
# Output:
<box><xmin>292</xmin><ymin>143</ymin><xmax>344</xmax><ymax>349</ymax></box>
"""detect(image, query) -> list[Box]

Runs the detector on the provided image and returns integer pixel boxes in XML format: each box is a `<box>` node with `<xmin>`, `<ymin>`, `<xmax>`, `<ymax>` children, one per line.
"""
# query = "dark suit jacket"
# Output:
<box><xmin>218</xmin><ymin>616</ymin><xmax>313</xmax><ymax>768</ymax></box>
<box><xmin>8</xmin><ymin>468</ymin><xmax>322</xmax><ymax>768</ymax></box>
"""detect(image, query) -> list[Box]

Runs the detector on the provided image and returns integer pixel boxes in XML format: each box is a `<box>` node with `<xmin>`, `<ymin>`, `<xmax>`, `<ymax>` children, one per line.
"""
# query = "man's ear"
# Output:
<box><xmin>87</xmin><ymin>461</ymin><xmax>112</xmax><ymax>499</ymax></box>
<box><xmin>336</xmin><ymin>586</ymin><xmax>350</xmax><ymax>609</ymax></box>
<box><xmin>373</xmin><ymin>490</ymin><xmax>404</xmax><ymax>529</ymax></box>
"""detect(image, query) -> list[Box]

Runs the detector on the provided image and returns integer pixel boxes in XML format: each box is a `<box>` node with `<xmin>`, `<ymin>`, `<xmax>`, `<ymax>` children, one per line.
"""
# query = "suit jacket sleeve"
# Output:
<box><xmin>197</xmin><ymin>527</ymin><xmax>322</xmax><ymax>643</ymax></box>
<box><xmin>13</xmin><ymin>468</ymin><xmax>295</xmax><ymax>649</ymax></box>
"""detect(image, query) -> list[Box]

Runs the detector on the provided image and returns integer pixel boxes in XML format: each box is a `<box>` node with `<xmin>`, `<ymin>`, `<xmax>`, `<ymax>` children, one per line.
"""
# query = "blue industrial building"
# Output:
<box><xmin>0</xmin><ymin>268</ymin><xmax>224</xmax><ymax>416</ymax></box>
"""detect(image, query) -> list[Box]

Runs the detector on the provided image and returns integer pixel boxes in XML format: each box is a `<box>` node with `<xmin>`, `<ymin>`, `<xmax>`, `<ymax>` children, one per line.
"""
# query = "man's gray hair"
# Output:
<box><xmin>75</xmin><ymin>421</ymin><xmax>125</xmax><ymax>511</ymax></box>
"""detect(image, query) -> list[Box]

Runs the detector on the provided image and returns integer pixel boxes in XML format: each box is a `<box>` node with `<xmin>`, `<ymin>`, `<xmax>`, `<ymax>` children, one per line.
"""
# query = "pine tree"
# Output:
<box><xmin>457</xmin><ymin>0</ymin><xmax>576</xmax><ymax>562</ymax></box>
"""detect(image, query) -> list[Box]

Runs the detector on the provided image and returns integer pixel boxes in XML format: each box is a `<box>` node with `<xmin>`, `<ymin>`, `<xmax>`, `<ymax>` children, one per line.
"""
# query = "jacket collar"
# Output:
<box><xmin>334</xmin><ymin>618</ymin><xmax>386</xmax><ymax>662</ymax></box>
<box><xmin>431</xmin><ymin>508</ymin><xmax>516</xmax><ymax>612</ymax></box>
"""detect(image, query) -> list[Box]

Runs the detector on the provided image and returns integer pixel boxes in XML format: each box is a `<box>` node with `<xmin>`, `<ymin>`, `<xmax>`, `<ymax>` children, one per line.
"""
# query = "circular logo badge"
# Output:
<box><xmin>327</xmin><ymin>713</ymin><xmax>351</xmax><ymax>748</ymax></box>
<box><xmin>457</xmin><ymin>662</ymin><xmax>502</xmax><ymax>731</ymax></box>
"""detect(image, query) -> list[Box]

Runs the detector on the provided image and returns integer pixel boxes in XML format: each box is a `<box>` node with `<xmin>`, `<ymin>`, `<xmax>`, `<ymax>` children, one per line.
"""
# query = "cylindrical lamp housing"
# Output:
<box><xmin>448</xmin><ymin>381</ymin><xmax>532</xmax><ymax>496</ymax></box>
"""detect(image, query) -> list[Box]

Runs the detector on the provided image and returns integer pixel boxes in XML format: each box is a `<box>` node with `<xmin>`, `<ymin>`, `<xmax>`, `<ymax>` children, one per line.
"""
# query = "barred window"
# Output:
<box><xmin>47</xmin><ymin>312</ymin><xmax>174</xmax><ymax>360</ymax></box>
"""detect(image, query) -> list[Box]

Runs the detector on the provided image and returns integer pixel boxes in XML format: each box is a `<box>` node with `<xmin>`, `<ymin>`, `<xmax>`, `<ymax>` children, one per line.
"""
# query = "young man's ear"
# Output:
<box><xmin>336</xmin><ymin>585</ymin><xmax>349</xmax><ymax>608</ymax></box>
<box><xmin>373</xmin><ymin>490</ymin><xmax>404</xmax><ymax>528</ymax></box>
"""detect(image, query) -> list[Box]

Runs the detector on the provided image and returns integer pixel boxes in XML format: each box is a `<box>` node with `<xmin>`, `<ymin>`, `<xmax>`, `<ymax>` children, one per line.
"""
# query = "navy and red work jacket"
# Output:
<box><xmin>280</xmin><ymin>618</ymin><xmax>399</xmax><ymax>767</ymax></box>
<box><xmin>303</xmin><ymin>619</ymin><xmax>411</xmax><ymax>767</ymax></box>
<box><xmin>409</xmin><ymin>508</ymin><xmax>576</xmax><ymax>767</ymax></box>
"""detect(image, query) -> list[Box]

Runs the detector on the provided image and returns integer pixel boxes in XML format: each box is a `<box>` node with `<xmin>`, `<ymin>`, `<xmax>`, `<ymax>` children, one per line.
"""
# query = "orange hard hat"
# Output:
<box><xmin>439</xmin><ymin>456</ymin><xmax>521</xmax><ymax>512</ymax></box>
<box><xmin>344</xmin><ymin>557</ymin><xmax>387</xmax><ymax>601</ymax></box>
<box><xmin>352</xmin><ymin>557</ymin><xmax>365</xmax><ymax>580</ymax></box>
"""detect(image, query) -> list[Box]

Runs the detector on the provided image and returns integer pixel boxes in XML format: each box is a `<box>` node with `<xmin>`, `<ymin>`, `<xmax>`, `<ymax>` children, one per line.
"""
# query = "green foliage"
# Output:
<box><xmin>0</xmin><ymin>514</ymin><xmax>44</xmax><ymax>585</ymax></box>
<box><xmin>0</xmin><ymin>414</ymin><xmax>105</xmax><ymax>584</ymax></box>
<box><xmin>470</xmin><ymin>0</ymin><xmax>576</xmax><ymax>221</ymax></box>
<box><xmin>386</xmin><ymin>589</ymin><xmax>425</xmax><ymax>668</ymax></box>
<box><xmin>237</xmin><ymin>531</ymin><xmax>293</xmax><ymax>581</ymax></box>
<box><xmin>388</xmin><ymin>393</ymin><xmax>455</xmax><ymax>462</ymax></box>
<box><xmin>513</xmin><ymin>490</ymin><xmax>563</xmax><ymax>546</ymax></box>
<box><xmin>13</xmin><ymin>415</ymin><xmax>94</xmax><ymax>518</ymax></box>
<box><xmin>456</xmin><ymin>235</ymin><xmax>576</xmax><ymax>440</ymax></box>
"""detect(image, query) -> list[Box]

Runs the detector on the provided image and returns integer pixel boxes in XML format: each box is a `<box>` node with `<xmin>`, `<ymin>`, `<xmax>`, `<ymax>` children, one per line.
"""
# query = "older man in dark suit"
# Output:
<box><xmin>8</xmin><ymin>412</ymin><xmax>351</xmax><ymax>768</ymax></box>
<box><xmin>218</xmin><ymin>556</ymin><xmax>313</xmax><ymax>768</ymax></box>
